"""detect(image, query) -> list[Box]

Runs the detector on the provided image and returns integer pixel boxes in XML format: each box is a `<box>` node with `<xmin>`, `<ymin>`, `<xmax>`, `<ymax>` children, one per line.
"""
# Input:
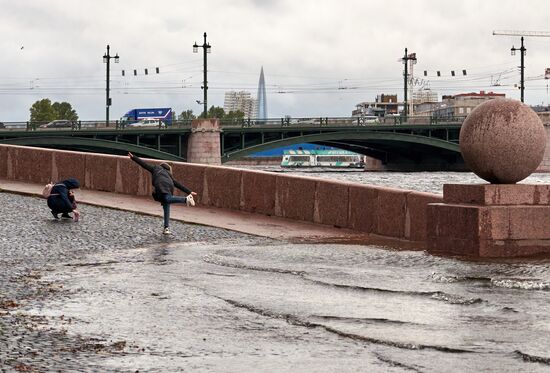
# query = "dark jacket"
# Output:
<box><xmin>130</xmin><ymin>155</ymin><xmax>191</xmax><ymax>200</ymax></box>
<box><xmin>47</xmin><ymin>178</ymin><xmax>80</xmax><ymax>213</ymax></box>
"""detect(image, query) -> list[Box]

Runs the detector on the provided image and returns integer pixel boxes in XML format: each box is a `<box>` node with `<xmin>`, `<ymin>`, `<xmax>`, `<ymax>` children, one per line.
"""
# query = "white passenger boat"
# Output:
<box><xmin>281</xmin><ymin>149</ymin><xmax>365</xmax><ymax>168</ymax></box>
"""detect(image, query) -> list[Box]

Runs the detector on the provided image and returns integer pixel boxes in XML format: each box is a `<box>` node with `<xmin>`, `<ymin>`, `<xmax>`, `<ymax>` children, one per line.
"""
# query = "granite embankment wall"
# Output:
<box><xmin>0</xmin><ymin>144</ymin><xmax>443</xmax><ymax>243</ymax></box>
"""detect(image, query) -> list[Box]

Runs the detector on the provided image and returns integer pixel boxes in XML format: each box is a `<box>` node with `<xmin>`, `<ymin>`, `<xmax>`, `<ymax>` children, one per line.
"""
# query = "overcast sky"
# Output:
<box><xmin>1</xmin><ymin>0</ymin><xmax>550</xmax><ymax>122</ymax></box>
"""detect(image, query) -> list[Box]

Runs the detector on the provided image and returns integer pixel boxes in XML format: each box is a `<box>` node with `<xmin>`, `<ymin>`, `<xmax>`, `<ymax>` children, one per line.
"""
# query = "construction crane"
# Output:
<box><xmin>493</xmin><ymin>30</ymin><xmax>550</xmax><ymax>102</ymax></box>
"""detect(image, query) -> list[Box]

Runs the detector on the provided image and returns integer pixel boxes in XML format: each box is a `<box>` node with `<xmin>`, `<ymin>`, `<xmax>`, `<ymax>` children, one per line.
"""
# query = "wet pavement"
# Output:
<box><xmin>0</xmin><ymin>178</ymin><xmax>371</xmax><ymax>243</ymax></box>
<box><xmin>2</xmin><ymin>188</ymin><xmax>550</xmax><ymax>372</ymax></box>
<box><xmin>0</xmin><ymin>192</ymin><xmax>252</xmax><ymax>372</ymax></box>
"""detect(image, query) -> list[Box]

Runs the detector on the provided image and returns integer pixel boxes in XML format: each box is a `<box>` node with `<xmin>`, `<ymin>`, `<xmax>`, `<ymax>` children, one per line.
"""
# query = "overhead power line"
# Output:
<box><xmin>493</xmin><ymin>30</ymin><xmax>550</xmax><ymax>37</ymax></box>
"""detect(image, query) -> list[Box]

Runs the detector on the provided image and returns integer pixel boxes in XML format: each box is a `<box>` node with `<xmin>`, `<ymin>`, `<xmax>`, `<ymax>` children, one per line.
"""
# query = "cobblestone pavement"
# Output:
<box><xmin>3</xmin><ymin>191</ymin><xmax>548</xmax><ymax>372</ymax></box>
<box><xmin>0</xmin><ymin>192</ymin><xmax>255</xmax><ymax>372</ymax></box>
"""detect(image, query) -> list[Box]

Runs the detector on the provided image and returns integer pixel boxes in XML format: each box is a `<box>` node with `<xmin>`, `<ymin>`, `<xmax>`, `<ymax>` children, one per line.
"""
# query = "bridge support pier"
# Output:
<box><xmin>427</xmin><ymin>184</ymin><xmax>550</xmax><ymax>258</ymax></box>
<box><xmin>187</xmin><ymin>119</ymin><xmax>221</xmax><ymax>165</ymax></box>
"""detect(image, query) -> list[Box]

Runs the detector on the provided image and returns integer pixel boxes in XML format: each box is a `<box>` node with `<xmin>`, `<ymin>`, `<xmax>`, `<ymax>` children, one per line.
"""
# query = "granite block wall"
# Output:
<box><xmin>0</xmin><ymin>144</ymin><xmax>442</xmax><ymax>243</ymax></box>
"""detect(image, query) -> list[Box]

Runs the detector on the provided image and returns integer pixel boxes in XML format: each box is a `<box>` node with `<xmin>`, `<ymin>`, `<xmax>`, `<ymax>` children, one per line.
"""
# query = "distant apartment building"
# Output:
<box><xmin>413</xmin><ymin>90</ymin><xmax>439</xmax><ymax>116</ymax></box>
<box><xmin>352</xmin><ymin>94</ymin><xmax>399</xmax><ymax>117</ymax></box>
<box><xmin>223</xmin><ymin>91</ymin><xmax>258</xmax><ymax>118</ymax></box>
<box><xmin>431</xmin><ymin>91</ymin><xmax>506</xmax><ymax>119</ymax></box>
<box><xmin>413</xmin><ymin>89</ymin><xmax>438</xmax><ymax>104</ymax></box>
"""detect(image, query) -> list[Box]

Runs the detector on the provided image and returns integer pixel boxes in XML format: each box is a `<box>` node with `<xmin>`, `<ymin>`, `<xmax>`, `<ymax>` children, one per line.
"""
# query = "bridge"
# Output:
<box><xmin>0</xmin><ymin>116</ymin><xmax>465</xmax><ymax>169</ymax></box>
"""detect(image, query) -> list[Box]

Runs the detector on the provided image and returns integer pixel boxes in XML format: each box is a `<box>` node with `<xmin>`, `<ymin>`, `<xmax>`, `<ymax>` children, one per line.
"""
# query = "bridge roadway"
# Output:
<box><xmin>0</xmin><ymin>117</ymin><xmax>464</xmax><ymax>167</ymax></box>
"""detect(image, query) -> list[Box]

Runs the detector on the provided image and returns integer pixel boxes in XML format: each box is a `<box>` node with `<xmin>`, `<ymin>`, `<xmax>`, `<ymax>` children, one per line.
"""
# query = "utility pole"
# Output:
<box><xmin>408</xmin><ymin>52</ymin><xmax>417</xmax><ymax>116</ymax></box>
<box><xmin>103</xmin><ymin>45</ymin><xmax>119</xmax><ymax>125</ymax></box>
<box><xmin>193</xmin><ymin>33</ymin><xmax>211</xmax><ymax>118</ymax></box>
<box><xmin>511</xmin><ymin>37</ymin><xmax>526</xmax><ymax>103</ymax></box>
<box><xmin>493</xmin><ymin>30</ymin><xmax>550</xmax><ymax>103</ymax></box>
<box><xmin>403</xmin><ymin>48</ymin><xmax>408</xmax><ymax>118</ymax></box>
<box><xmin>400</xmin><ymin>48</ymin><xmax>417</xmax><ymax>119</ymax></box>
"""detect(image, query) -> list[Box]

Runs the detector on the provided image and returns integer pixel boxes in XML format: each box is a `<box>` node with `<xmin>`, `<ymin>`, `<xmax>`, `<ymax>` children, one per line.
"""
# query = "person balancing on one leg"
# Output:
<box><xmin>128</xmin><ymin>152</ymin><xmax>197</xmax><ymax>235</ymax></box>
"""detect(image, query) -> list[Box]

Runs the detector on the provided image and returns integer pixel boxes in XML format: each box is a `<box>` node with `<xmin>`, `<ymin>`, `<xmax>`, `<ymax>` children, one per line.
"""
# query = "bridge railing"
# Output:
<box><xmin>0</xmin><ymin>116</ymin><xmax>466</xmax><ymax>132</ymax></box>
<box><xmin>0</xmin><ymin>119</ymin><xmax>195</xmax><ymax>132</ymax></box>
<box><xmin>218</xmin><ymin>116</ymin><xmax>466</xmax><ymax>128</ymax></box>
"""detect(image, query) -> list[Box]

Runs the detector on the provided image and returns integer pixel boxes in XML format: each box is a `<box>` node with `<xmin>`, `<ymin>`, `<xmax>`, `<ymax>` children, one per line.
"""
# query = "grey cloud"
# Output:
<box><xmin>0</xmin><ymin>0</ymin><xmax>549</xmax><ymax>121</ymax></box>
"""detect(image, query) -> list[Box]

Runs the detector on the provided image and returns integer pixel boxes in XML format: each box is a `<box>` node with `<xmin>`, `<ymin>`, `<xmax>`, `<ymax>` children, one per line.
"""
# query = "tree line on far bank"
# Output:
<box><xmin>30</xmin><ymin>99</ymin><xmax>79</xmax><ymax>123</ymax></box>
<box><xmin>29</xmin><ymin>98</ymin><xmax>245</xmax><ymax>124</ymax></box>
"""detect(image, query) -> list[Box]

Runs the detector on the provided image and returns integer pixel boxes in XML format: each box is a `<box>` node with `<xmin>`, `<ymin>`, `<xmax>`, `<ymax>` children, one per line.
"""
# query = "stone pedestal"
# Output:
<box><xmin>186</xmin><ymin>119</ymin><xmax>221</xmax><ymax>165</ymax></box>
<box><xmin>537</xmin><ymin>124</ymin><xmax>550</xmax><ymax>172</ymax></box>
<box><xmin>427</xmin><ymin>184</ymin><xmax>550</xmax><ymax>258</ymax></box>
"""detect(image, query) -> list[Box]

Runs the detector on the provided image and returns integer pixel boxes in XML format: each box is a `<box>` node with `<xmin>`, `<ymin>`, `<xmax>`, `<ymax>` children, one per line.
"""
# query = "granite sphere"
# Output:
<box><xmin>459</xmin><ymin>98</ymin><xmax>546</xmax><ymax>184</ymax></box>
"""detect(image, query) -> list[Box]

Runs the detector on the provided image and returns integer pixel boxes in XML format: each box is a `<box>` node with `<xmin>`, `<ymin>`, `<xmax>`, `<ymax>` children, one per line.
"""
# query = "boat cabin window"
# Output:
<box><xmin>317</xmin><ymin>155</ymin><xmax>360</xmax><ymax>163</ymax></box>
<box><xmin>288</xmin><ymin>155</ymin><xmax>311</xmax><ymax>162</ymax></box>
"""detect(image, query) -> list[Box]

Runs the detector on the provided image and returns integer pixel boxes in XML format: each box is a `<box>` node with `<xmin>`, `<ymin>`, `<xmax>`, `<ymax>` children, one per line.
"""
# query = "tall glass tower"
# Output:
<box><xmin>256</xmin><ymin>66</ymin><xmax>267</xmax><ymax>120</ymax></box>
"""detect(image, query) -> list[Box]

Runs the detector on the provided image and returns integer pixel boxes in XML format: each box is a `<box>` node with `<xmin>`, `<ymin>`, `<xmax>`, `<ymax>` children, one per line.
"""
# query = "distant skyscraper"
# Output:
<box><xmin>256</xmin><ymin>66</ymin><xmax>267</xmax><ymax>119</ymax></box>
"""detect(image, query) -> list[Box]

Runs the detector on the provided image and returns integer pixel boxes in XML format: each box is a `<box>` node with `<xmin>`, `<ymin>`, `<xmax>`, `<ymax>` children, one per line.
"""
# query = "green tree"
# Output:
<box><xmin>29</xmin><ymin>99</ymin><xmax>56</xmax><ymax>123</ymax></box>
<box><xmin>206</xmin><ymin>106</ymin><xmax>225</xmax><ymax>119</ymax></box>
<box><xmin>29</xmin><ymin>99</ymin><xmax>79</xmax><ymax>123</ymax></box>
<box><xmin>52</xmin><ymin>102</ymin><xmax>78</xmax><ymax>121</ymax></box>
<box><xmin>178</xmin><ymin>109</ymin><xmax>196</xmax><ymax>121</ymax></box>
<box><xmin>225</xmin><ymin>110</ymin><xmax>245</xmax><ymax>120</ymax></box>
<box><xmin>223</xmin><ymin>110</ymin><xmax>245</xmax><ymax>125</ymax></box>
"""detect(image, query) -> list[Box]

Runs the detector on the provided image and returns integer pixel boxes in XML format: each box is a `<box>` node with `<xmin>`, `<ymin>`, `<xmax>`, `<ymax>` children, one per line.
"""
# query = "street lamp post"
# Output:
<box><xmin>193</xmin><ymin>32</ymin><xmax>211</xmax><ymax>117</ymax></box>
<box><xmin>511</xmin><ymin>37</ymin><xmax>526</xmax><ymax>103</ymax></box>
<box><xmin>103</xmin><ymin>45</ymin><xmax>119</xmax><ymax>125</ymax></box>
<box><xmin>400</xmin><ymin>48</ymin><xmax>417</xmax><ymax>120</ymax></box>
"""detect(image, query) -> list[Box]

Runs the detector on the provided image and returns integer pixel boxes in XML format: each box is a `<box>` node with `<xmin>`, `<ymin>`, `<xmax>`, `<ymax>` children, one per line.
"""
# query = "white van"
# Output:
<box><xmin>127</xmin><ymin>119</ymin><xmax>166</xmax><ymax>128</ymax></box>
<box><xmin>361</xmin><ymin>115</ymin><xmax>379</xmax><ymax>125</ymax></box>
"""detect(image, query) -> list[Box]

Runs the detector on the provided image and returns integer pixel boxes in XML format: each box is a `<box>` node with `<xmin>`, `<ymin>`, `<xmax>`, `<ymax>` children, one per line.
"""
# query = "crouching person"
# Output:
<box><xmin>47</xmin><ymin>178</ymin><xmax>81</xmax><ymax>221</ymax></box>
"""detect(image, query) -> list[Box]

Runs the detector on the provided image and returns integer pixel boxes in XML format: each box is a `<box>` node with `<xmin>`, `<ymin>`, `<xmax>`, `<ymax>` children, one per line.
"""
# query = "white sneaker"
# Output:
<box><xmin>186</xmin><ymin>194</ymin><xmax>195</xmax><ymax>207</ymax></box>
<box><xmin>163</xmin><ymin>227</ymin><xmax>171</xmax><ymax>235</ymax></box>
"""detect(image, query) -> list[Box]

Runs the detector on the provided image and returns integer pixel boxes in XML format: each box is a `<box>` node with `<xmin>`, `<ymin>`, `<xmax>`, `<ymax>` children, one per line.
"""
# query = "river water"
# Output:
<box><xmin>4</xmin><ymin>170</ymin><xmax>550</xmax><ymax>372</ymax></box>
<box><xmin>240</xmin><ymin>166</ymin><xmax>550</xmax><ymax>194</ymax></box>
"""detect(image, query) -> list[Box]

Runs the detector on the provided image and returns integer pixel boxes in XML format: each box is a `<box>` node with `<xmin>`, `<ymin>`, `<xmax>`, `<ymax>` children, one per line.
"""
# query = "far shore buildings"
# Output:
<box><xmin>353</xmin><ymin>90</ymin><xmax>507</xmax><ymax>119</ymax></box>
<box><xmin>223</xmin><ymin>91</ymin><xmax>258</xmax><ymax>118</ymax></box>
<box><xmin>223</xmin><ymin>67</ymin><xmax>267</xmax><ymax>119</ymax></box>
<box><xmin>352</xmin><ymin>94</ymin><xmax>399</xmax><ymax>117</ymax></box>
<box><xmin>533</xmin><ymin>104</ymin><xmax>550</xmax><ymax>124</ymax></box>
<box><xmin>429</xmin><ymin>91</ymin><xmax>505</xmax><ymax>119</ymax></box>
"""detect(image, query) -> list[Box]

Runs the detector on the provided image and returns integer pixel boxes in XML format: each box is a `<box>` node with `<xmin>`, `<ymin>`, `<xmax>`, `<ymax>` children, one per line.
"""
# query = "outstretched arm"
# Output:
<box><xmin>128</xmin><ymin>152</ymin><xmax>154</xmax><ymax>173</ymax></box>
<box><xmin>173</xmin><ymin>179</ymin><xmax>193</xmax><ymax>195</ymax></box>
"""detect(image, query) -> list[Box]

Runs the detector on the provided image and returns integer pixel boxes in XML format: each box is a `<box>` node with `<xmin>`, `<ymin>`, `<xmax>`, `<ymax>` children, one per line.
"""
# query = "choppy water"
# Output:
<box><xmin>240</xmin><ymin>166</ymin><xmax>550</xmax><ymax>194</ymax></box>
<box><xmin>7</xmin><ymin>170</ymin><xmax>550</xmax><ymax>372</ymax></box>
